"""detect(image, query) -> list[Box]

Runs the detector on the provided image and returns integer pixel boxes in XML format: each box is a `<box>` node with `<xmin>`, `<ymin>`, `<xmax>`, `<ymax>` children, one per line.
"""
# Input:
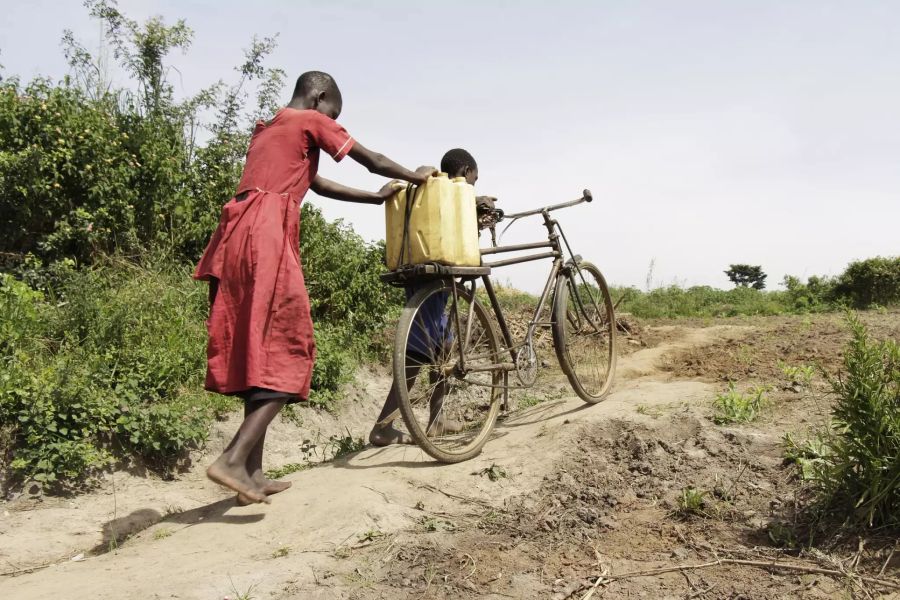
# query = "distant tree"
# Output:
<box><xmin>725</xmin><ymin>264</ymin><xmax>767</xmax><ymax>290</ymax></box>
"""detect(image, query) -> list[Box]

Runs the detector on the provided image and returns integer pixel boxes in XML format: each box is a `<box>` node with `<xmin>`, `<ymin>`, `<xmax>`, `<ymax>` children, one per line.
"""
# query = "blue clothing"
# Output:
<box><xmin>405</xmin><ymin>284</ymin><xmax>449</xmax><ymax>361</ymax></box>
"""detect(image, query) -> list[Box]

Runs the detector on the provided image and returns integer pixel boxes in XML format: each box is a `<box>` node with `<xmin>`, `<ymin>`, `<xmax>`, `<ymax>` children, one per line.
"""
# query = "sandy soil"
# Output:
<box><xmin>2</xmin><ymin>312</ymin><xmax>898</xmax><ymax>599</ymax></box>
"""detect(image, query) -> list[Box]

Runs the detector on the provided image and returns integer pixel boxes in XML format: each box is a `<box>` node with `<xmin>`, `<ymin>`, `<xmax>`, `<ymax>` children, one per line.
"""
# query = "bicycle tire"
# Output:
<box><xmin>393</xmin><ymin>280</ymin><xmax>503</xmax><ymax>463</ymax></box>
<box><xmin>551</xmin><ymin>261</ymin><xmax>617</xmax><ymax>403</ymax></box>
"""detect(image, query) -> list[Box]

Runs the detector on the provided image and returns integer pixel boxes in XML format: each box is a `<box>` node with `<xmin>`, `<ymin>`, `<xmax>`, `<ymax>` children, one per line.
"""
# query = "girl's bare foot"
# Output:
<box><xmin>369</xmin><ymin>423</ymin><xmax>414</xmax><ymax>446</ymax></box>
<box><xmin>261</xmin><ymin>479</ymin><xmax>292</xmax><ymax>494</ymax></box>
<box><xmin>236</xmin><ymin>475</ymin><xmax>292</xmax><ymax>506</ymax></box>
<box><xmin>207</xmin><ymin>457</ymin><xmax>269</xmax><ymax>504</ymax></box>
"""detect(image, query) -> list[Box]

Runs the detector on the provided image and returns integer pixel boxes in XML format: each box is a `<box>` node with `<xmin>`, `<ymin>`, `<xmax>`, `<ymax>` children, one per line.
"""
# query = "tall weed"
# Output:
<box><xmin>803</xmin><ymin>312</ymin><xmax>900</xmax><ymax>528</ymax></box>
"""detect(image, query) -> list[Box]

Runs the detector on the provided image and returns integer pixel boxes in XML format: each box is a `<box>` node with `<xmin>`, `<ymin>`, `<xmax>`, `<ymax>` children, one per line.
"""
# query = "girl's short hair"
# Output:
<box><xmin>440</xmin><ymin>148</ymin><xmax>477</xmax><ymax>176</ymax></box>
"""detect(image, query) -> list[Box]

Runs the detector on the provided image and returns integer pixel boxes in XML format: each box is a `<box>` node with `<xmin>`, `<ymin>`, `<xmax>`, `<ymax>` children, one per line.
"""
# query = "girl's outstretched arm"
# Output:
<box><xmin>348</xmin><ymin>142</ymin><xmax>436</xmax><ymax>184</ymax></box>
<box><xmin>310</xmin><ymin>176</ymin><xmax>399</xmax><ymax>205</ymax></box>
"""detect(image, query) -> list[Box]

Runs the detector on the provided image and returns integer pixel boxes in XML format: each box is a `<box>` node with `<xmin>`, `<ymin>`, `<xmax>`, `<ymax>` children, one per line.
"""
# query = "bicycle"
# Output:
<box><xmin>381</xmin><ymin>189</ymin><xmax>616</xmax><ymax>463</ymax></box>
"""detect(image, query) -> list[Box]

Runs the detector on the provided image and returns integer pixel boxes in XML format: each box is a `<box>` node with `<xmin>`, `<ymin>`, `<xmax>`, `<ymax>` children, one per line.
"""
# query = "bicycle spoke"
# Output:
<box><xmin>553</xmin><ymin>263</ymin><xmax>616</xmax><ymax>402</ymax></box>
<box><xmin>395</xmin><ymin>281</ymin><xmax>502</xmax><ymax>460</ymax></box>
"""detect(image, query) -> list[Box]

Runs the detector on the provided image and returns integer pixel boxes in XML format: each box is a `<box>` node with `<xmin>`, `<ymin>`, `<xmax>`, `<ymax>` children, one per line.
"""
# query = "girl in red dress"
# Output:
<box><xmin>195</xmin><ymin>71</ymin><xmax>435</xmax><ymax>504</ymax></box>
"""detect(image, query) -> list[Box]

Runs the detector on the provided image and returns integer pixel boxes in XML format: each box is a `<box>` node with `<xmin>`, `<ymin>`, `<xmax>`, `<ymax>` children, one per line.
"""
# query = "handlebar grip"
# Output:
<box><xmin>583</xmin><ymin>189</ymin><xmax>593</xmax><ymax>202</ymax></box>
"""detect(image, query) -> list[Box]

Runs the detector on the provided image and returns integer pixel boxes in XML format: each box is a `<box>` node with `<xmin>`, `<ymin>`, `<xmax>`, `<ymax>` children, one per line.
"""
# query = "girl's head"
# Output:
<box><xmin>441</xmin><ymin>148</ymin><xmax>478</xmax><ymax>185</ymax></box>
<box><xmin>292</xmin><ymin>71</ymin><xmax>343</xmax><ymax>119</ymax></box>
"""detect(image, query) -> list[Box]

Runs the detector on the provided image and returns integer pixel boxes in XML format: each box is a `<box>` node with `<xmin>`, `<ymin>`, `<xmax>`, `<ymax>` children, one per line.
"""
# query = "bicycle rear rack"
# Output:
<box><xmin>380</xmin><ymin>263</ymin><xmax>491</xmax><ymax>287</ymax></box>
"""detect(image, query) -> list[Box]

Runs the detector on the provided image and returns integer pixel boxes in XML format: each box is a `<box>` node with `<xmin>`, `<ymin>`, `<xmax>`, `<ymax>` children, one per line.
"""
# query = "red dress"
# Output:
<box><xmin>194</xmin><ymin>108</ymin><xmax>355</xmax><ymax>398</ymax></box>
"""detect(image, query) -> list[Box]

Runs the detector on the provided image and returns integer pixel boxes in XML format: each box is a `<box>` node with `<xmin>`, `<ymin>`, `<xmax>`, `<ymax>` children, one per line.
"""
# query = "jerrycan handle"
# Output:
<box><xmin>399</xmin><ymin>182</ymin><xmax>417</xmax><ymax>267</ymax></box>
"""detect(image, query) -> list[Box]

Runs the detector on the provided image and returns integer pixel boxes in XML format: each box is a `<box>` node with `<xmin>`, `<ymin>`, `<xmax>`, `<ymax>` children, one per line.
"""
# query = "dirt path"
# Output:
<box><xmin>1</xmin><ymin>325</ymin><xmax>750</xmax><ymax>599</ymax></box>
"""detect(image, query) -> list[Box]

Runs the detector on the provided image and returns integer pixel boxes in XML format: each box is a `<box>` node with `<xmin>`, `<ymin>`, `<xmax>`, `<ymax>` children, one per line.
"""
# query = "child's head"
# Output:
<box><xmin>292</xmin><ymin>71</ymin><xmax>343</xmax><ymax>119</ymax></box>
<box><xmin>441</xmin><ymin>148</ymin><xmax>478</xmax><ymax>185</ymax></box>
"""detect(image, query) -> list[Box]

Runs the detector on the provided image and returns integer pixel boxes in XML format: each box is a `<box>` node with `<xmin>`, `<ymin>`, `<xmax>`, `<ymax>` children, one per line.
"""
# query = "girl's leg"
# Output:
<box><xmin>427</xmin><ymin>371</ymin><xmax>463</xmax><ymax>437</ymax></box>
<box><xmin>246</xmin><ymin>400</ymin><xmax>293</xmax><ymax>491</ymax></box>
<box><xmin>207</xmin><ymin>398</ymin><xmax>286</xmax><ymax>503</ymax></box>
<box><xmin>247</xmin><ymin>431</ymin><xmax>290</xmax><ymax>491</ymax></box>
<box><xmin>369</xmin><ymin>364</ymin><xmax>422</xmax><ymax>446</ymax></box>
<box><xmin>236</xmin><ymin>428</ymin><xmax>293</xmax><ymax>505</ymax></box>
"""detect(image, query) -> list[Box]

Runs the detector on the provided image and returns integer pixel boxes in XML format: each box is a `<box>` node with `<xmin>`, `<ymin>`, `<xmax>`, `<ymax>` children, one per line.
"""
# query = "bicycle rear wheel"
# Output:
<box><xmin>393</xmin><ymin>280</ymin><xmax>503</xmax><ymax>463</ymax></box>
<box><xmin>552</xmin><ymin>261</ymin><xmax>616</xmax><ymax>403</ymax></box>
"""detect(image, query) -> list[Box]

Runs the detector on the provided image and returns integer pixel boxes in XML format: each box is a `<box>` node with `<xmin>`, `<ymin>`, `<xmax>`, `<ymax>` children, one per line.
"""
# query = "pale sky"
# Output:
<box><xmin>1</xmin><ymin>1</ymin><xmax>898</xmax><ymax>292</ymax></box>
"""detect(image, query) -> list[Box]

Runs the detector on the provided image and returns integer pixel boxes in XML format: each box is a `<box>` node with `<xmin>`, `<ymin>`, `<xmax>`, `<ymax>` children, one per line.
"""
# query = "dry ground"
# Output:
<box><xmin>1</xmin><ymin>311</ymin><xmax>898</xmax><ymax>599</ymax></box>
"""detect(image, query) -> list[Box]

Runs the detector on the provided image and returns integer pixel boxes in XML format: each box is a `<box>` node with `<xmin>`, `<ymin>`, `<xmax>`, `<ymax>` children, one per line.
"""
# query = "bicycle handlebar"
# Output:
<box><xmin>501</xmin><ymin>189</ymin><xmax>593</xmax><ymax>221</ymax></box>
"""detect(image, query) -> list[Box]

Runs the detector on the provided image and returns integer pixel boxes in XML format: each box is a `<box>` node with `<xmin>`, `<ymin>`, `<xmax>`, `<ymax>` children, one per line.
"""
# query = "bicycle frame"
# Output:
<box><xmin>455</xmin><ymin>190</ymin><xmax>597</xmax><ymax>375</ymax></box>
<box><xmin>386</xmin><ymin>189</ymin><xmax>613</xmax><ymax>459</ymax></box>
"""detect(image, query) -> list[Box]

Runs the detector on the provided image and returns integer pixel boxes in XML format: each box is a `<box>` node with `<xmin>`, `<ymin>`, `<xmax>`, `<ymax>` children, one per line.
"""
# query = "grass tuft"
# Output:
<box><xmin>676</xmin><ymin>487</ymin><xmax>710</xmax><ymax>517</ymax></box>
<box><xmin>264</xmin><ymin>463</ymin><xmax>311</xmax><ymax>480</ymax></box>
<box><xmin>712</xmin><ymin>383</ymin><xmax>769</xmax><ymax>424</ymax></box>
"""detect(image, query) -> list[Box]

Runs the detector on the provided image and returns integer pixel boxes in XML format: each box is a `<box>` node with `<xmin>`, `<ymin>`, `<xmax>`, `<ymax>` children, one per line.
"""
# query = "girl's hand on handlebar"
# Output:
<box><xmin>476</xmin><ymin>196</ymin><xmax>498</xmax><ymax>212</ymax></box>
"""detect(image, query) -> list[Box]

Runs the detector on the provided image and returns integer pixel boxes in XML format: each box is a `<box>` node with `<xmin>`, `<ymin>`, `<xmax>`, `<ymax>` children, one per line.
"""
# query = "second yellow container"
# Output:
<box><xmin>385</xmin><ymin>173</ymin><xmax>480</xmax><ymax>269</ymax></box>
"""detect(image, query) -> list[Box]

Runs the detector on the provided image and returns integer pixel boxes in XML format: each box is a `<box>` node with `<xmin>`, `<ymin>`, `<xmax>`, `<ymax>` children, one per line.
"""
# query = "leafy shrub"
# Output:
<box><xmin>804</xmin><ymin>313</ymin><xmax>900</xmax><ymax>528</ymax></box>
<box><xmin>832</xmin><ymin>256</ymin><xmax>900</xmax><ymax>309</ymax></box>
<box><xmin>781</xmin><ymin>275</ymin><xmax>837</xmax><ymax>312</ymax></box>
<box><xmin>0</xmin><ymin>261</ymin><xmax>230</xmax><ymax>486</ymax></box>
<box><xmin>612</xmin><ymin>285</ymin><xmax>791</xmax><ymax>319</ymax></box>
<box><xmin>301</xmin><ymin>204</ymin><xmax>401</xmax><ymax>354</ymax></box>
<box><xmin>783</xmin><ymin>257</ymin><xmax>900</xmax><ymax>312</ymax></box>
<box><xmin>782</xmin><ymin>431</ymin><xmax>830</xmax><ymax>481</ymax></box>
<box><xmin>0</xmin><ymin>1</ymin><xmax>284</xmax><ymax>266</ymax></box>
<box><xmin>308</xmin><ymin>324</ymin><xmax>356</xmax><ymax>407</ymax></box>
<box><xmin>613</xmin><ymin>257</ymin><xmax>899</xmax><ymax>319</ymax></box>
<box><xmin>298</xmin><ymin>204</ymin><xmax>402</xmax><ymax>406</ymax></box>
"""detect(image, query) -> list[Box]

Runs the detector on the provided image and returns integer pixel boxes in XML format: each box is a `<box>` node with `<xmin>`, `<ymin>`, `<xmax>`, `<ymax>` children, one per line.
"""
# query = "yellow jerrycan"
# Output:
<box><xmin>384</xmin><ymin>173</ymin><xmax>480</xmax><ymax>269</ymax></box>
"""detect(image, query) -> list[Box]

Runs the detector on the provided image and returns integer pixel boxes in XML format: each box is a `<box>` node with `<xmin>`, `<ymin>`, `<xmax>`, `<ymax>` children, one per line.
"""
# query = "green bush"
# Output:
<box><xmin>804</xmin><ymin>313</ymin><xmax>900</xmax><ymax>528</ymax></box>
<box><xmin>0</xmin><ymin>79</ymin><xmax>147</xmax><ymax>262</ymax></box>
<box><xmin>301</xmin><ymin>204</ymin><xmax>401</xmax><ymax>353</ymax></box>
<box><xmin>832</xmin><ymin>256</ymin><xmax>900</xmax><ymax>309</ymax></box>
<box><xmin>612</xmin><ymin>256</ymin><xmax>900</xmax><ymax>319</ymax></box>
<box><xmin>0</xmin><ymin>225</ymin><xmax>396</xmax><ymax>484</ymax></box>
<box><xmin>299</xmin><ymin>204</ymin><xmax>402</xmax><ymax>406</ymax></box>
<box><xmin>782</xmin><ymin>257</ymin><xmax>900</xmax><ymax>312</ymax></box>
<box><xmin>308</xmin><ymin>324</ymin><xmax>356</xmax><ymax>407</ymax></box>
<box><xmin>782</xmin><ymin>274</ymin><xmax>836</xmax><ymax>312</ymax></box>
<box><xmin>611</xmin><ymin>285</ymin><xmax>791</xmax><ymax>319</ymax></box>
<box><xmin>0</xmin><ymin>262</ymin><xmax>230</xmax><ymax>486</ymax></box>
<box><xmin>0</xmin><ymin>2</ymin><xmax>283</xmax><ymax>265</ymax></box>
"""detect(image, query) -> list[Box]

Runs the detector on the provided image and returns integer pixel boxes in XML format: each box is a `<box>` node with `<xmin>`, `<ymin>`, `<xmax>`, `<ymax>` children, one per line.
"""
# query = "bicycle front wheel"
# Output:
<box><xmin>552</xmin><ymin>261</ymin><xmax>617</xmax><ymax>403</ymax></box>
<box><xmin>393</xmin><ymin>280</ymin><xmax>503</xmax><ymax>463</ymax></box>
